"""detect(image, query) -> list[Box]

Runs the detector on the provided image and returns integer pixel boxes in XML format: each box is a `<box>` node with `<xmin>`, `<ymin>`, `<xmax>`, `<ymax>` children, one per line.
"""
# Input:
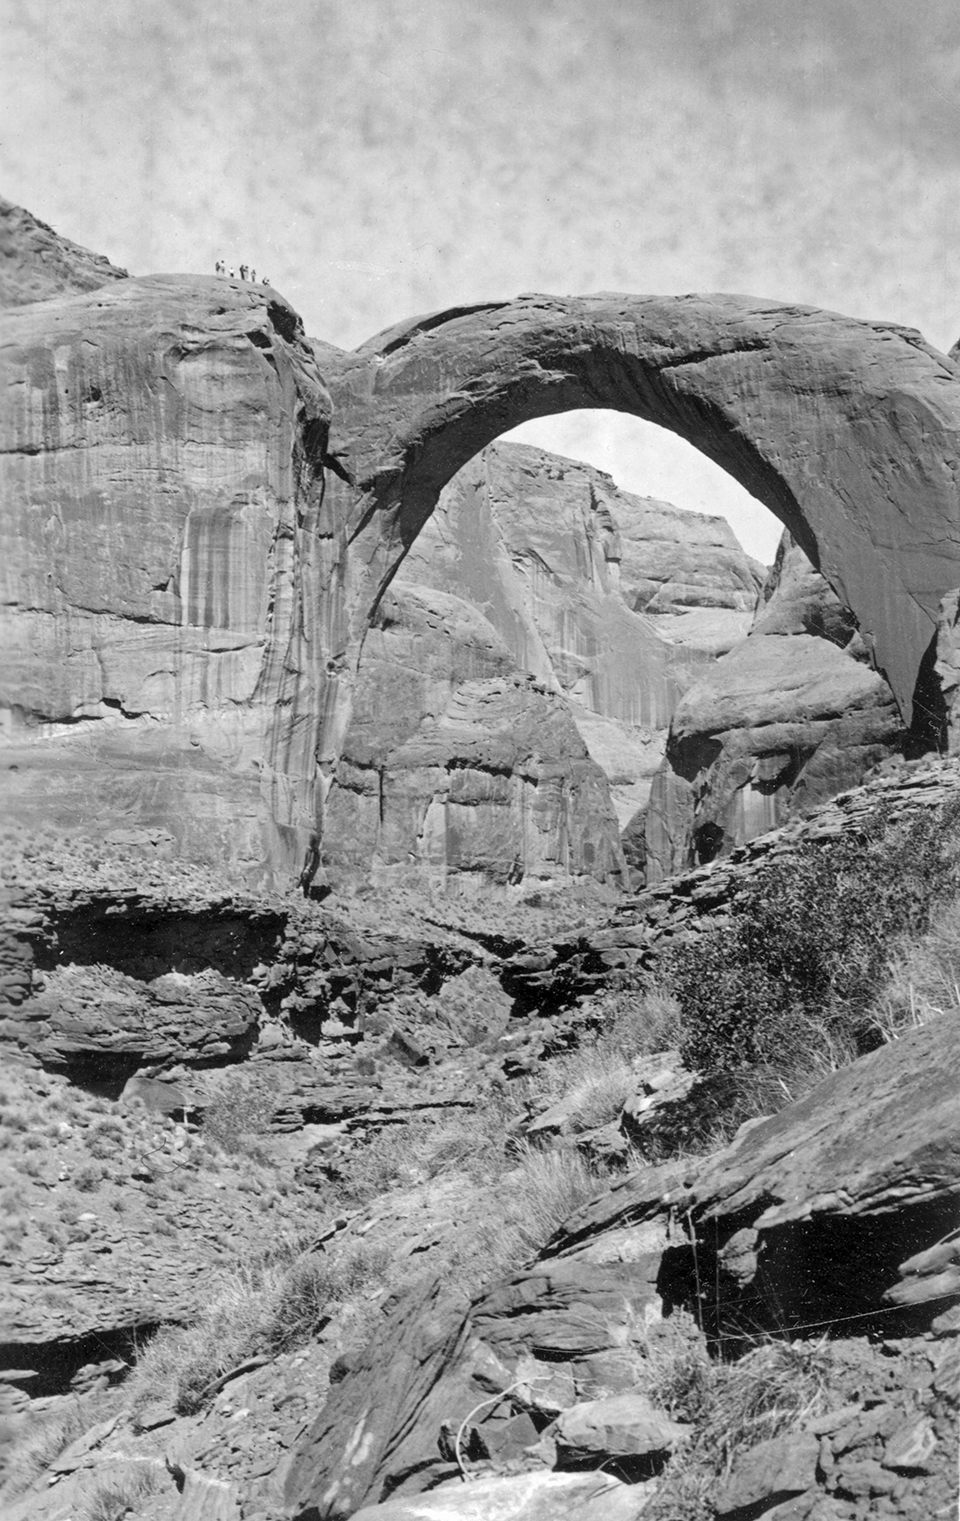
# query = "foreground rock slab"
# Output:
<box><xmin>348</xmin><ymin>1470</ymin><xmax>656</xmax><ymax>1521</ymax></box>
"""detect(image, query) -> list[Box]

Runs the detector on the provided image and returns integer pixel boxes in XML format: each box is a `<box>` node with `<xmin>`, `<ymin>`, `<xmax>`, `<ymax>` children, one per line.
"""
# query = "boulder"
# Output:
<box><xmin>713</xmin><ymin>1431</ymin><xmax>819</xmax><ymax>1519</ymax></box>
<box><xmin>348</xmin><ymin>1470</ymin><xmax>656</xmax><ymax>1521</ymax></box>
<box><xmin>658</xmin><ymin>1013</ymin><xmax>960</xmax><ymax>1332</ymax></box>
<box><xmin>9</xmin><ymin>963</ymin><xmax>261</xmax><ymax>1074</ymax></box>
<box><xmin>283</xmin><ymin>1277</ymin><xmax>475</xmax><ymax>1520</ymax></box>
<box><xmin>285</xmin><ymin>1252</ymin><xmax>672</xmax><ymax>1518</ymax></box>
<box><xmin>554</xmin><ymin>1392</ymin><xmax>688</xmax><ymax>1460</ymax></box>
<box><xmin>681</xmin><ymin>1014</ymin><xmax>960</xmax><ymax>1232</ymax></box>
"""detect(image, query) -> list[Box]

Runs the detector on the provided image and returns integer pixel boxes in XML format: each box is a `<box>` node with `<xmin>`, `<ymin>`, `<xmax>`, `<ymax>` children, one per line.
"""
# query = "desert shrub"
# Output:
<box><xmin>73</xmin><ymin>1162</ymin><xmax>105</xmax><ymax>1193</ymax></box>
<box><xmin>663</xmin><ymin>798</ymin><xmax>960</xmax><ymax>1086</ymax></box>
<box><xmin>202</xmin><ymin>1073</ymin><xmax>274</xmax><ymax>1154</ymax></box>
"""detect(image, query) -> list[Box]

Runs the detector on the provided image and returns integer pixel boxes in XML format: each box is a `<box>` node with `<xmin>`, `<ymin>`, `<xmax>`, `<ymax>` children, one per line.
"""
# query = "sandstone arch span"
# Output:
<box><xmin>6</xmin><ymin>261</ymin><xmax>960</xmax><ymax>888</ymax></box>
<box><xmin>326</xmin><ymin>292</ymin><xmax>960</xmax><ymax>738</ymax></box>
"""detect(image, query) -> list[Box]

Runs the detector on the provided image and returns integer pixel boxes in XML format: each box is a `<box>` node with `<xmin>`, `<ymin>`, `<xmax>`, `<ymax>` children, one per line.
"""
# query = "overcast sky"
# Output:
<box><xmin>3</xmin><ymin>0</ymin><xmax>959</xmax><ymax>562</ymax></box>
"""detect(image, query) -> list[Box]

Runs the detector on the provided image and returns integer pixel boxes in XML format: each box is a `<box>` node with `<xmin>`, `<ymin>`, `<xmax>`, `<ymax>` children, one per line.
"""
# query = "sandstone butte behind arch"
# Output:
<box><xmin>326</xmin><ymin>291</ymin><xmax>960</xmax><ymax>744</ymax></box>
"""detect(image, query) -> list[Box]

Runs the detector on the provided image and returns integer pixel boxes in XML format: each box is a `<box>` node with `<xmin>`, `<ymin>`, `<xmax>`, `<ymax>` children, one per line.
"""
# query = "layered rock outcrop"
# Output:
<box><xmin>285</xmin><ymin>1012</ymin><xmax>960</xmax><ymax>1519</ymax></box>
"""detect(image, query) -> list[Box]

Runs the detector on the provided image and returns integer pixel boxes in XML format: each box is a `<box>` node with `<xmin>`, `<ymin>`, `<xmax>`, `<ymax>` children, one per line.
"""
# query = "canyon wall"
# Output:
<box><xmin>323</xmin><ymin>441</ymin><xmax>761</xmax><ymax>890</ymax></box>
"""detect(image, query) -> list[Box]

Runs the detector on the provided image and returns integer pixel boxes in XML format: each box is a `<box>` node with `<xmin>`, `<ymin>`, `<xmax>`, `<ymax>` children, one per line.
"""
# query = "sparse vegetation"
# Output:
<box><xmin>662</xmin><ymin>799</ymin><xmax>960</xmax><ymax>1115</ymax></box>
<box><xmin>202</xmin><ymin>1072</ymin><xmax>274</xmax><ymax>1155</ymax></box>
<box><xmin>73</xmin><ymin>1161</ymin><xmax>105</xmax><ymax>1193</ymax></box>
<box><xmin>127</xmin><ymin>1236</ymin><xmax>393</xmax><ymax>1417</ymax></box>
<box><xmin>640</xmin><ymin>1318</ymin><xmax>847</xmax><ymax>1521</ymax></box>
<box><xmin>82</xmin><ymin>1462</ymin><xmax>165</xmax><ymax>1521</ymax></box>
<box><xmin>0</xmin><ymin>1393</ymin><xmax>110</xmax><ymax>1500</ymax></box>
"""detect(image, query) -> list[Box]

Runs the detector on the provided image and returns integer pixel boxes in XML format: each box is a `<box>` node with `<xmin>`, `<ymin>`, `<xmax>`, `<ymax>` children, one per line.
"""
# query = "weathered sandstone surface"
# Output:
<box><xmin>0</xmin><ymin>196</ymin><xmax>128</xmax><ymax>308</ymax></box>
<box><xmin>1</xmin><ymin>270</ymin><xmax>333</xmax><ymax>885</ymax></box>
<box><xmin>285</xmin><ymin>1013</ymin><xmax>960</xmax><ymax>1519</ymax></box>
<box><xmin>6</xmin><ymin>201</ymin><xmax>960</xmax><ymax>891</ymax></box>
<box><xmin>324</xmin><ymin>441</ymin><xmax>760</xmax><ymax>889</ymax></box>
<box><xmin>639</xmin><ymin>533</ymin><xmax>908</xmax><ymax>878</ymax></box>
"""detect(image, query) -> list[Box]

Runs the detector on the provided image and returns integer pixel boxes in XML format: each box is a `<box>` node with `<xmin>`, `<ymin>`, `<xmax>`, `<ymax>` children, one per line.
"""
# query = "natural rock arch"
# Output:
<box><xmin>324</xmin><ymin>292</ymin><xmax>960</xmax><ymax>748</ymax></box>
<box><xmin>6</xmin><ymin>269</ymin><xmax>960</xmax><ymax>888</ymax></box>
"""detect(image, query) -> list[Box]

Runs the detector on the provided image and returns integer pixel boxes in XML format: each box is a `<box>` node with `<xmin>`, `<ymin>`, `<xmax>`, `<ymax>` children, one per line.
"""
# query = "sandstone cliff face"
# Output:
<box><xmin>1</xmin><ymin>271</ymin><xmax>334</xmax><ymax>886</ymax></box>
<box><xmin>323</xmin><ymin>576</ymin><xmax>628</xmax><ymax>891</ymax></box>
<box><xmin>639</xmin><ymin>533</ymin><xmax>908</xmax><ymax>879</ymax></box>
<box><xmin>0</xmin><ymin>197</ymin><xmax>129</xmax><ymax>308</ymax></box>
<box><xmin>322</xmin><ymin>442</ymin><xmax>760</xmax><ymax>890</ymax></box>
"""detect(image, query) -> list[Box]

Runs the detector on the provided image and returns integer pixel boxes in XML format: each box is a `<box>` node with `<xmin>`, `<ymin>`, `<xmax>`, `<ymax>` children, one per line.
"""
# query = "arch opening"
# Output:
<box><xmin>501</xmin><ymin>408</ymin><xmax>783</xmax><ymax>566</ymax></box>
<box><xmin>320</xmin><ymin>291</ymin><xmax>960</xmax><ymax>894</ymax></box>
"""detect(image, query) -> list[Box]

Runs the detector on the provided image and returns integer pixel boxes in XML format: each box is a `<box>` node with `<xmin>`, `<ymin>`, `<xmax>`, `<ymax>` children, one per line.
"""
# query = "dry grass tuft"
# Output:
<box><xmin>640</xmin><ymin>1317</ymin><xmax>845</xmax><ymax>1521</ymax></box>
<box><xmin>872</xmin><ymin>896</ymin><xmax>960</xmax><ymax>1040</ymax></box>
<box><xmin>0</xmin><ymin>1393</ymin><xmax>110</xmax><ymax>1500</ymax></box>
<box><xmin>127</xmin><ymin>1236</ymin><xmax>392</xmax><ymax>1417</ymax></box>
<box><xmin>464</xmin><ymin>1142</ymin><xmax>603</xmax><ymax>1282</ymax></box>
<box><xmin>82</xmin><ymin>1460</ymin><xmax>166</xmax><ymax>1521</ymax></box>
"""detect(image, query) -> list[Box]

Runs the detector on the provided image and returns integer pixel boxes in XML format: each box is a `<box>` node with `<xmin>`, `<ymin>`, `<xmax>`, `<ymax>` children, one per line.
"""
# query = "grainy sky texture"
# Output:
<box><xmin>3</xmin><ymin>0</ymin><xmax>959</xmax><ymax>560</ymax></box>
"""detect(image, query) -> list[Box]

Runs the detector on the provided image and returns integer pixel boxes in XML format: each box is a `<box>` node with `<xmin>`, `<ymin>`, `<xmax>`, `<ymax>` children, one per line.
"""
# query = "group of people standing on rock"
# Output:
<box><xmin>214</xmin><ymin>260</ymin><xmax>269</xmax><ymax>285</ymax></box>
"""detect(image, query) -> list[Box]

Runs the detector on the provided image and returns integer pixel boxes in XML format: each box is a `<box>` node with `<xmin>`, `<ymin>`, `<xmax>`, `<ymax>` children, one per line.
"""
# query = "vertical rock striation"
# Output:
<box><xmin>323</xmin><ymin>441</ymin><xmax>761</xmax><ymax>890</ymax></box>
<box><xmin>1</xmin><ymin>274</ymin><xmax>334</xmax><ymax>884</ymax></box>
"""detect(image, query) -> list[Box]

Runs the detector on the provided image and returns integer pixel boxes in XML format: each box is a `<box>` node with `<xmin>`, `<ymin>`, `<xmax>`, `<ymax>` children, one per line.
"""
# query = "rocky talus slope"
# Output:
<box><xmin>1</xmin><ymin>761</ymin><xmax>958</xmax><ymax>1521</ymax></box>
